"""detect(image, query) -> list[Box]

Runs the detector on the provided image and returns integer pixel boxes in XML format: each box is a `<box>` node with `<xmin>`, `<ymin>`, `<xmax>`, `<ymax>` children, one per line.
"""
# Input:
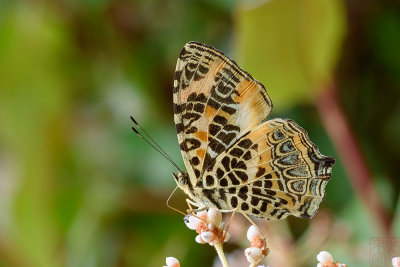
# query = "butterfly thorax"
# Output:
<box><xmin>172</xmin><ymin>171</ymin><xmax>225</xmax><ymax>210</ymax></box>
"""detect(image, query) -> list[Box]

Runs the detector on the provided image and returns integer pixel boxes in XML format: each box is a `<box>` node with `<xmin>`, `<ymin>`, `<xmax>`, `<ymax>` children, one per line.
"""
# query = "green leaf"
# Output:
<box><xmin>234</xmin><ymin>0</ymin><xmax>346</xmax><ymax>110</ymax></box>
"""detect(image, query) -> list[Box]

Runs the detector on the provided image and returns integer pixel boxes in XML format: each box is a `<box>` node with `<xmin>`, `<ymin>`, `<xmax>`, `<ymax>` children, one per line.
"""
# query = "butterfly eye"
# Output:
<box><xmin>178</xmin><ymin>177</ymin><xmax>186</xmax><ymax>186</ymax></box>
<box><xmin>172</xmin><ymin>172</ymin><xmax>187</xmax><ymax>187</ymax></box>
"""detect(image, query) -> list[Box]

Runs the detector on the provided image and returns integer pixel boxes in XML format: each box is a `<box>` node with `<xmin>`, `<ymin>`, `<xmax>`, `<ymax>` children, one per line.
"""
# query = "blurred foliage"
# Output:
<box><xmin>0</xmin><ymin>0</ymin><xmax>399</xmax><ymax>267</ymax></box>
<box><xmin>336</xmin><ymin>2</ymin><xmax>400</xmax><ymax>206</ymax></box>
<box><xmin>235</xmin><ymin>0</ymin><xmax>346</xmax><ymax>110</ymax></box>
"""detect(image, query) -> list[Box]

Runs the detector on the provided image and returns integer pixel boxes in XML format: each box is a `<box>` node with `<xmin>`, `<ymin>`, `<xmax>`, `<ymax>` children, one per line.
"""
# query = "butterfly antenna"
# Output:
<box><xmin>130</xmin><ymin>116</ymin><xmax>182</xmax><ymax>172</ymax></box>
<box><xmin>130</xmin><ymin>116</ymin><xmax>178</xmax><ymax>164</ymax></box>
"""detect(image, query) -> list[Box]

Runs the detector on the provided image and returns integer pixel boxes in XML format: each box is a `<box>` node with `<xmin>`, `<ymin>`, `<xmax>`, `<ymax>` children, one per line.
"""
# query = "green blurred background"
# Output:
<box><xmin>0</xmin><ymin>0</ymin><xmax>399</xmax><ymax>266</ymax></box>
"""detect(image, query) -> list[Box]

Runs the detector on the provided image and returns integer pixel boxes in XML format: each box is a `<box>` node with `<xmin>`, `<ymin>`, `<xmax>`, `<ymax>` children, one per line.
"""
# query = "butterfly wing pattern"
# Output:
<box><xmin>173</xmin><ymin>42</ymin><xmax>334</xmax><ymax>220</ymax></box>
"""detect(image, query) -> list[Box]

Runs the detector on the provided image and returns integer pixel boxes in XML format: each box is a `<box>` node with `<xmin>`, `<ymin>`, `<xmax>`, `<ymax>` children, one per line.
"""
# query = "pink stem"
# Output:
<box><xmin>316</xmin><ymin>84</ymin><xmax>391</xmax><ymax>236</ymax></box>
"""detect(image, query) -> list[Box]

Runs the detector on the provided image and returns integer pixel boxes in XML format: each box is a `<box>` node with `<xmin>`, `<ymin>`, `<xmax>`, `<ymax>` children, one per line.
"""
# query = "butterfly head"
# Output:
<box><xmin>172</xmin><ymin>171</ymin><xmax>190</xmax><ymax>189</ymax></box>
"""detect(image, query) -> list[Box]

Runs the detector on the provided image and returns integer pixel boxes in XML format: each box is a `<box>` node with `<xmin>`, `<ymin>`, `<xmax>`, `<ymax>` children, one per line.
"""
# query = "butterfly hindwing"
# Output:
<box><xmin>203</xmin><ymin>118</ymin><xmax>335</xmax><ymax>219</ymax></box>
<box><xmin>173</xmin><ymin>42</ymin><xmax>273</xmax><ymax>188</ymax></box>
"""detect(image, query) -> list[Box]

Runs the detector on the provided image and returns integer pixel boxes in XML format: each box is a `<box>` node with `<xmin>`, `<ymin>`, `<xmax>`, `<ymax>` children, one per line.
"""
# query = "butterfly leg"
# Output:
<box><xmin>166</xmin><ymin>186</ymin><xmax>188</xmax><ymax>217</ymax></box>
<box><xmin>241</xmin><ymin>212</ymin><xmax>258</xmax><ymax>227</ymax></box>
<box><xmin>241</xmin><ymin>213</ymin><xmax>266</xmax><ymax>239</ymax></box>
<box><xmin>222</xmin><ymin>209</ymin><xmax>237</xmax><ymax>242</ymax></box>
<box><xmin>185</xmin><ymin>198</ymin><xmax>202</xmax><ymax>212</ymax></box>
<box><xmin>185</xmin><ymin>199</ymin><xmax>208</xmax><ymax>223</ymax></box>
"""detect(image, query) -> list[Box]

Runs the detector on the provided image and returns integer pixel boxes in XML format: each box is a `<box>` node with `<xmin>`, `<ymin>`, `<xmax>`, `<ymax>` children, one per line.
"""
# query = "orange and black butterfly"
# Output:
<box><xmin>133</xmin><ymin>42</ymin><xmax>335</xmax><ymax>220</ymax></box>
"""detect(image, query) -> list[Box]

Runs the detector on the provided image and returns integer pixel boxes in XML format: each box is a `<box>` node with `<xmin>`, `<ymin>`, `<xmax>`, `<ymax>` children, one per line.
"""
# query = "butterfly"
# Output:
<box><xmin>170</xmin><ymin>41</ymin><xmax>335</xmax><ymax>220</ymax></box>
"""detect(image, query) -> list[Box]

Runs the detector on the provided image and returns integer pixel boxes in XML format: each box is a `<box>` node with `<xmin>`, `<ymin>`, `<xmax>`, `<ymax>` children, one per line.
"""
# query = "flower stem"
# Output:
<box><xmin>214</xmin><ymin>242</ymin><xmax>229</xmax><ymax>267</ymax></box>
<box><xmin>316</xmin><ymin>85</ymin><xmax>391</xmax><ymax>235</ymax></box>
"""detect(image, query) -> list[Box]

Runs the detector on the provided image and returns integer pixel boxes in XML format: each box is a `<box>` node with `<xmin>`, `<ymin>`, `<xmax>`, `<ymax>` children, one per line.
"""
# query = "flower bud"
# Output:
<box><xmin>200</xmin><ymin>231</ymin><xmax>215</xmax><ymax>243</ymax></box>
<box><xmin>195</xmin><ymin>235</ymin><xmax>205</xmax><ymax>244</ymax></box>
<box><xmin>245</xmin><ymin>247</ymin><xmax>264</xmax><ymax>264</ymax></box>
<box><xmin>247</xmin><ymin>225</ymin><xmax>261</xmax><ymax>241</ymax></box>
<box><xmin>166</xmin><ymin>257</ymin><xmax>180</xmax><ymax>267</ymax></box>
<box><xmin>187</xmin><ymin>215</ymin><xmax>201</xmax><ymax>230</ymax></box>
<box><xmin>317</xmin><ymin>251</ymin><xmax>333</xmax><ymax>264</ymax></box>
<box><xmin>198</xmin><ymin>210</ymin><xmax>208</xmax><ymax>219</ymax></box>
<box><xmin>207</xmin><ymin>208</ymin><xmax>222</xmax><ymax>226</ymax></box>
<box><xmin>393</xmin><ymin>257</ymin><xmax>400</xmax><ymax>267</ymax></box>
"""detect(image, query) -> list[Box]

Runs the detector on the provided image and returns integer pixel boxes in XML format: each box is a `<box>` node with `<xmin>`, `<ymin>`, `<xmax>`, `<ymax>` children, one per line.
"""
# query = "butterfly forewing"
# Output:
<box><xmin>173</xmin><ymin>42</ymin><xmax>273</xmax><ymax>188</ymax></box>
<box><xmin>173</xmin><ymin>41</ymin><xmax>334</xmax><ymax>220</ymax></box>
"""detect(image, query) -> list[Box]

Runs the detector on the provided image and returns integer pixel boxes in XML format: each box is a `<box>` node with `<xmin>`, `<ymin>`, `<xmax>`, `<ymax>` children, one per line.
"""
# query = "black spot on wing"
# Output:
<box><xmin>241</xmin><ymin>202</ymin><xmax>249</xmax><ymax>211</ymax></box>
<box><xmin>238</xmin><ymin>186</ymin><xmax>248</xmax><ymax>201</ymax></box>
<box><xmin>231</xmin><ymin>196</ymin><xmax>238</xmax><ymax>208</ymax></box>
<box><xmin>238</xmin><ymin>139</ymin><xmax>252</xmax><ymax>149</ymax></box>
<box><xmin>180</xmin><ymin>138</ymin><xmax>201</xmax><ymax>151</ymax></box>
<box><xmin>206</xmin><ymin>175</ymin><xmax>214</xmax><ymax>186</ymax></box>
<box><xmin>220</xmin><ymin>178</ymin><xmax>228</xmax><ymax>186</ymax></box>
<box><xmin>256</xmin><ymin>167</ymin><xmax>266</xmax><ymax>177</ymax></box>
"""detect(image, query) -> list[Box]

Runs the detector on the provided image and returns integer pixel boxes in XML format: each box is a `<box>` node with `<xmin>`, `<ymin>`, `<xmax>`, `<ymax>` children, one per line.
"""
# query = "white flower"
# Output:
<box><xmin>315</xmin><ymin>251</ymin><xmax>348</xmax><ymax>267</ymax></box>
<box><xmin>165</xmin><ymin>257</ymin><xmax>180</xmax><ymax>267</ymax></box>
<box><xmin>185</xmin><ymin>209</ymin><xmax>229</xmax><ymax>245</ymax></box>
<box><xmin>317</xmin><ymin>251</ymin><xmax>333</xmax><ymax>264</ymax></box>
<box><xmin>247</xmin><ymin>225</ymin><xmax>261</xmax><ymax>241</ymax></box>
<box><xmin>245</xmin><ymin>247</ymin><xmax>264</xmax><ymax>264</ymax></box>
<box><xmin>244</xmin><ymin>225</ymin><xmax>268</xmax><ymax>265</ymax></box>
<box><xmin>393</xmin><ymin>256</ymin><xmax>400</xmax><ymax>267</ymax></box>
<box><xmin>201</xmin><ymin>231</ymin><xmax>215</xmax><ymax>243</ymax></box>
<box><xmin>208</xmin><ymin>208</ymin><xmax>222</xmax><ymax>226</ymax></box>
